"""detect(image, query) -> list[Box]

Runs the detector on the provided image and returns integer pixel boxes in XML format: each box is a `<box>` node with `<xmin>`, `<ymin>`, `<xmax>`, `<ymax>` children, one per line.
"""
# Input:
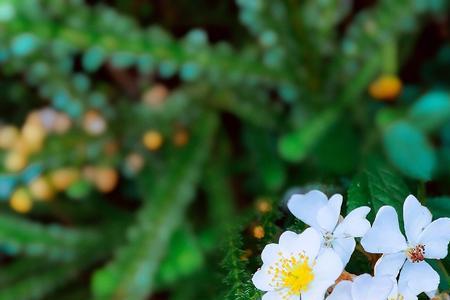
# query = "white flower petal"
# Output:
<box><xmin>261</xmin><ymin>290</ymin><xmax>298</xmax><ymax>300</ymax></box>
<box><xmin>331</xmin><ymin>237</ymin><xmax>355</xmax><ymax>266</ymax></box>
<box><xmin>261</xmin><ymin>290</ymin><xmax>296</xmax><ymax>300</ymax></box>
<box><xmin>333</xmin><ymin>206</ymin><xmax>371</xmax><ymax>238</ymax></box>
<box><xmin>374</xmin><ymin>252</ymin><xmax>406</xmax><ymax>277</ymax></box>
<box><xmin>252</xmin><ymin>267</ymin><xmax>274</xmax><ymax>291</ymax></box>
<box><xmin>326</xmin><ymin>280</ymin><xmax>352</xmax><ymax>300</ymax></box>
<box><xmin>261</xmin><ymin>243</ymin><xmax>283</xmax><ymax>265</ymax></box>
<box><xmin>301</xmin><ymin>280</ymin><xmax>335</xmax><ymax>300</ymax></box>
<box><xmin>313</xmin><ymin>248</ymin><xmax>343</xmax><ymax>282</ymax></box>
<box><xmin>403</xmin><ymin>195</ymin><xmax>432</xmax><ymax>245</ymax></box>
<box><xmin>361</xmin><ymin>206</ymin><xmax>407</xmax><ymax>254</ymax></box>
<box><xmin>281</xmin><ymin>228</ymin><xmax>322</xmax><ymax>260</ymax></box>
<box><xmin>287</xmin><ymin>190</ymin><xmax>328</xmax><ymax>229</ymax></box>
<box><xmin>387</xmin><ymin>278</ymin><xmax>399</xmax><ymax>300</ymax></box>
<box><xmin>253</xmin><ymin>228</ymin><xmax>334</xmax><ymax>299</ymax></box>
<box><xmin>425</xmin><ymin>290</ymin><xmax>438</xmax><ymax>299</ymax></box>
<box><xmin>261</xmin><ymin>291</ymin><xmax>280</xmax><ymax>300</ymax></box>
<box><xmin>419</xmin><ymin>217</ymin><xmax>450</xmax><ymax>259</ymax></box>
<box><xmin>317</xmin><ymin>194</ymin><xmax>343</xmax><ymax>233</ymax></box>
<box><xmin>399</xmin><ymin>261</ymin><xmax>440</xmax><ymax>296</ymax></box>
<box><xmin>278</xmin><ymin>231</ymin><xmax>298</xmax><ymax>253</ymax></box>
<box><xmin>351</xmin><ymin>274</ymin><xmax>393</xmax><ymax>300</ymax></box>
<box><xmin>398</xmin><ymin>285</ymin><xmax>419</xmax><ymax>300</ymax></box>
<box><xmin>390</xmin><ymin>279</ymin><xmax>418</xmax><ymax>300</ymax></box>
<box><xmin>366</xmin><ymin>276</ymin><xmax>394</xmax><ymax>300</ymax></box>
<box><xmin>350</xmin><ymin>274</ymin><xmax>372</xmax><ymax>300</ymax></box>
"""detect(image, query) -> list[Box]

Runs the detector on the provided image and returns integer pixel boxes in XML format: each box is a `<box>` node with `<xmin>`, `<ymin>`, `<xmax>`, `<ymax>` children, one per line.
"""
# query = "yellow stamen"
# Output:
<box><xmin>268</xmin><ymin>252</ymin><xmax>314</xmax><ymax>298</ymax></box>
<box><xmin>389</xmin><ymin>295</ymin><xmax>405</xmax><ymax>300</ymax></box>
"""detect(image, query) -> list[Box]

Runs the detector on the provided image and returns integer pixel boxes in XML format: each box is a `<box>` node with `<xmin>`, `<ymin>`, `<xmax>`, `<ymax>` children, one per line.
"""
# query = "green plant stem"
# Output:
<box><xmin>383</xmin><ymin>40</ymin><xmax>398</xmax><ymax>74</ymax></box>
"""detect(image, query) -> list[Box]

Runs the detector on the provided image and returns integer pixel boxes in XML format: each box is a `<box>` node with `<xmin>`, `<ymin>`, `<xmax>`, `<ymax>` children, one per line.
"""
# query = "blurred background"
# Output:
<box><xmin>0</xmin><ymin>0</ymin><xmax>449</xmax><ymax>299</ymax></box>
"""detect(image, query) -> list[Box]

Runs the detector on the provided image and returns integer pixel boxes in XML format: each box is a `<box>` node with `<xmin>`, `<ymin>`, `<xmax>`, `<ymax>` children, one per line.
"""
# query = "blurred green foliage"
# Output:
<box><xmin>0</xmin><ymin>0</ymin><xmax>449</xmax><ymax>299</ymax></box>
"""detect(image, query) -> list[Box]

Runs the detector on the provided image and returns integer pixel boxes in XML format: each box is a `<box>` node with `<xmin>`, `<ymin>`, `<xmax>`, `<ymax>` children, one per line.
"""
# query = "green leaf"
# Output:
<box><xmin>0</xmin><ymin>258</ymin><xmax>49</xmax><ymax>288</ymax></box>
<box><xmin>0</xmin><ymin>263</ymin><xmax>79</xmax><ymax>300</ymax></box>
<box><xmin>344</xmin><ymin>248</ymin><xmax>372</xmax><ymax>275</ymax></box>
<box><xmin>278</xmin><ymin>54</ymin><xmax>380</xmax><ymax>163</ymax></box>
<box><xmin>383</xmin><ymin>121</ymin><xmax>437</xmax><ymax>180</ymax></box>
<box><xmin>7</xmin><ymin>1</ymin><xmax>292</xmax><ymax>86</ymax></box>
<box><xmin>278</xmin><ymin>108</ymin><xmax>339</xmax><ymax>162</ymax></box>
<box><xmin>46</xmin><ymin>286</ymin><xmax>90</xmax><ymax>300</ymax></box>
<box><xmin>0</xmin><ymin>213</ymin><xmax>100</xmax><ymax>260</ymax></box>
<box><xmin>409</xmin><ymin>91</ymin><xmax>450</xmax><ymax>132</ymax></box>
<box><xmin>202</xmin><ymin>140</ymin><xmax>235</xmax><ymax>234</ymax></box>
<box><xmin>0</xmin><ymin>242</ymin><xmax>110</xmax><ymax>300</ymax></box>
<box><xmin>348</xmin><ymin>159</ymin><xmax>410</xmax><ymax>223</ymax></box>
<box><xmin>314</xmin><ymin>120</ymin><xmax>359</xmax><ymax>174</ymax></box>
<box><xmin>426</xmin><ymin>196</ymin><xmax>450</xmax><ymax>219</ymax></box>
<box><xmin>66</xmin><ymin>179</ymin><xmax>92</xmax><ymax>199</ymax></box>
<box><xmin>206</xmin><ymin>87</ymin><xmax>281</xmax><ymax>129</ymax></box>
<box><xmin>376</xmin><ymin>107</ymin><xmax>404</xmax><ymax>130</ymax></box>
<box><xmin>92</xmin><ymin>113</ymin><xmax>218</xmax><ymax>300</ymax></box>
<box><xmin>155</xmin><ymin>227</ymin><xmax>204</xmax><ymax>288</ymax></box>
<box><xmin>243</xmin><ymin>127</ymin><xmax>286</xmax><ymax>192</ymax></box>
<box><xmin>428</xmin><ymin>259</ymin><xmax>450</xmax><ymax>292</ymax></box>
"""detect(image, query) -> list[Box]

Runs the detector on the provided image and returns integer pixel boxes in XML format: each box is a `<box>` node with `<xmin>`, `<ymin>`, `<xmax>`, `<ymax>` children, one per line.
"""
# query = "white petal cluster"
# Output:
<box><xmin>252</xmin><ymin>228</ymin><xmax>343</xmax><ymax>300</ymax></box>
<box><xmin>288</xmin><ymin>190</ymin><xmax>371</xmax><ymax>265</ymax></box>
<box><xmin>326</xmin><ymin>274</ymin><xmax>393</xmax><ymax>300</ymax></box>
<box><xmin>362</xmin><ymin>195</ymin><xmax>450</xmax><ymax>300</ymax></box>
<box><xmin>252</xmin><ymin>190</ymin><xmax>450</xmax><ymax>300</ymax></box>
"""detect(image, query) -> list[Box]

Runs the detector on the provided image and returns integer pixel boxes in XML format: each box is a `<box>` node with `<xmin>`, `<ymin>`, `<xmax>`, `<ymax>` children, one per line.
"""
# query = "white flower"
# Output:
<box><xmin>361</xmin><ymin>195</ymin><xmax>450</xmax><ymax>299</ymax></box>
<box><xmin>252</xmin><ymin>228</ymin><xmax>343</xmax><ymax>300</ymax></box>
<box><xmin>326</xmin><ymin>274</ymin><xmax>393</xmax><ymax>300</ymax></box>
<box><xmin>384</xmin><ymin>278</ymin><xmax>433</xmax><ymax>300</ymax></box>
<box><xmin>287</xmin><ymin>190</ymin><xmax>371</xmax><ymax>265</ymax></box>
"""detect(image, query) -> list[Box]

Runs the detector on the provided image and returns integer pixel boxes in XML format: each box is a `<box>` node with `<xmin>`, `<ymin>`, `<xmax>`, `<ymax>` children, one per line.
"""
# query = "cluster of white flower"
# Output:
<box><xmin>252</xmin><ymin>190</ymin><xmax>450</xmax><ymax>300</ymax></box>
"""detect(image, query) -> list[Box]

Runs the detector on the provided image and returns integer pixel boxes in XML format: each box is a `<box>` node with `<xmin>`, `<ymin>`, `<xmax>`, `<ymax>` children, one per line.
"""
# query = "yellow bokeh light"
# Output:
<box><xmin>29</xmin><ymin>176</ymin><xmax>55</xmax><ymax>201</ymax></box>
<box><xmin>10</xmin><ymin>188</ymin><xmax>33</xmax><ymax>214</ymax></box>
<box><xmin>143</xmin><ymin>130</ymin><xmax>163</xmax><ymax>151</ymax></box>
<box><xmin>4</xmin><ymin>151</ymin><xmax>28</xmax><ymax>172</ymax></box>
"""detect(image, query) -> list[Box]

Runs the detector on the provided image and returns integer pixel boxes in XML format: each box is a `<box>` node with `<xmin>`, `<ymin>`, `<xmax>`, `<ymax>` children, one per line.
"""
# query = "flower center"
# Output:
<box><xmin>406</xmin><ymin>244</ymin><xmax>425</xmax><ymax>263</ymax></box>
<box><xmin>268</xmin><ymin>252</ymin><xmax>314</xmax><ymax>297</ymax></box>
<box><xmin>323</xmin><ymin>232</ymin><xmax>334</xmax><ymax>247</ymax></box>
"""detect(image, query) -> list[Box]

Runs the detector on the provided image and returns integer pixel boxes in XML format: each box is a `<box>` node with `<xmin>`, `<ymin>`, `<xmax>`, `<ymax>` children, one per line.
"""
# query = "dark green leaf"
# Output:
<box><xmin>383</xmin><ymin>121</ymin><xmax>437</xmax><ymax>180</ymax></box>
<box><xmin>0</xmin><ymin>213</ymin><xmax>100</xmax><ymax>260</ymax></box>
<box><xmin>348</xmin><ymin>159</ymin><xmax>410</xmax><ymax>223</ymax></box>
<box><xmin>278</xmin><ymin>108</ymin><xmax>339</xmax><ymax>162</ymax></box>
<box><xmin>155</xmin><ymin>227</ymin><xmax>204</xmax><ymax>288</ymax></box>
<box><xmin>409</xmin><ymin>91</ymin><xmax>450</xmax><ymax>132</ymax></box>
<box><xmin>426</xmin><ymin>197</ymin><xmax>450</xmax><ymax>219</ymax></box>
<box><xmin>314</xmin><ymin>120</ymin><xmax>359</xmax><ymax>174</ymax></box>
